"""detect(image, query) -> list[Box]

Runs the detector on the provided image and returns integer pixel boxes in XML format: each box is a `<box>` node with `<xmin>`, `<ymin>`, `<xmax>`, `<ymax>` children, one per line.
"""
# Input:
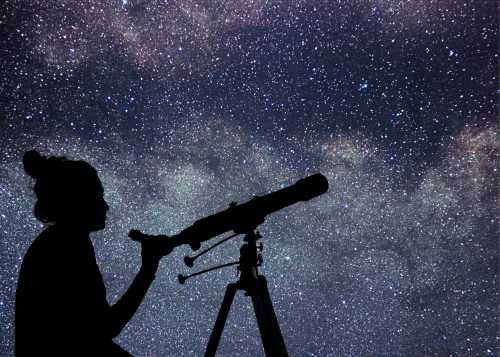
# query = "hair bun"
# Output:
<box><xmin>23</xmin><ymin>150</ymin><xmax>47</xmax><ymax>178</ymax></box>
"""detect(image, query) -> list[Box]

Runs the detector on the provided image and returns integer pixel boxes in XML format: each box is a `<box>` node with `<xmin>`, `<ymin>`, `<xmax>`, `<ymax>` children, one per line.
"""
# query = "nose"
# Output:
<box><xmin>99</xmin><ymin>196</ymin><xmax>109</xmax><ymax>211</ymax></box>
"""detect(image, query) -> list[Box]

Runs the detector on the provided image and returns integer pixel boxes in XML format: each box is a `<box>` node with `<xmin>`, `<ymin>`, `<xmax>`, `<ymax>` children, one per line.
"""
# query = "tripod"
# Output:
<box><xmin>204</xmin><ymin>230</ymin><xmax>288</xmax><ymax>357</ymax></box>
<box><xmin>178</xmin><ymin>229</ymin><xmax>289</xmax><ymax>356</ymax></box>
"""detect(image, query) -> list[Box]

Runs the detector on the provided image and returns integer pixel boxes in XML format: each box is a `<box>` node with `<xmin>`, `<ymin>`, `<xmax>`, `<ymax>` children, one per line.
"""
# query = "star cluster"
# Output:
<box><xmin>0</xmin><ymin>1</ymin><xmax>498</xmax><ymax>356</ymax></box>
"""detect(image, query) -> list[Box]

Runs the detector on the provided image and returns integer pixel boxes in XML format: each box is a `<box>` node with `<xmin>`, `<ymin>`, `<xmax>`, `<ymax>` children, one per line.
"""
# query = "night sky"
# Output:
<box><xmin>0</xmin><ymin>1</ymin><xmax>498</xmax><ymax>356</ymax></box>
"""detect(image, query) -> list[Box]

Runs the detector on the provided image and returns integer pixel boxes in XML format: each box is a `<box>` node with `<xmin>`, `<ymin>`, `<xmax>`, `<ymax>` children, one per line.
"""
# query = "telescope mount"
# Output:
<box><xmin>179</xmin><ymin>230</ymin><xmax>289</xmax><ymax>357</ymax></box>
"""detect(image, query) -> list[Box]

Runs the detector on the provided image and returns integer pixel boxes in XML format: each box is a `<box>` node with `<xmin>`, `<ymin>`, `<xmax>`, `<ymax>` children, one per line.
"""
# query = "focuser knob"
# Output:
<box><xmin>184</xmin><ymin>256</ymin><xmax>194</xmax><ymax>267</ymax></box>
<box><xmin>178</xmin><ymin>274</ymin><xmax>187</xmax><ymax>284</ymax></box>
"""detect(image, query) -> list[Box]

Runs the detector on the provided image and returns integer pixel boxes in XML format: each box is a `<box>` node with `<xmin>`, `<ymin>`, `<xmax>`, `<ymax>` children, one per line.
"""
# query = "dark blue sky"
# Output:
<box><xmin>1</xmin><ymin>1</ymin><xmax>498</xmax><ymax>356</ymax></box>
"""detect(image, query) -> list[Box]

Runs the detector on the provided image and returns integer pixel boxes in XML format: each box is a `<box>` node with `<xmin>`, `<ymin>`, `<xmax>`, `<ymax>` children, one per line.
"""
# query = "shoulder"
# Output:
<box><xmin>22</xmin><ymin>227</ymin><xmax>53</xmax><ymax>261</ymax></box>
<box><xmin>24</xmin><ymin>226</ymin><xmax>64</xmax><ymax>258</ymax></box>
<box><xmin>21</xmin><ymin>225</ymin><xmax>89</xmax><ymax>272</ymax></box>
<box><xmin>19</xmin><ymin>227</ymin><xmax>58</xmax><ymax>276</ymax></box>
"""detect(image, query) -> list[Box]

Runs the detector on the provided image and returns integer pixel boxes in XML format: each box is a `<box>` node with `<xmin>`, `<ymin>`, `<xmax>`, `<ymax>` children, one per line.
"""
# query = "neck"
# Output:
<box><xmin>53</xmin><ymin>221</ymin><xmax>92</xmax><ymax>235</ymax></box>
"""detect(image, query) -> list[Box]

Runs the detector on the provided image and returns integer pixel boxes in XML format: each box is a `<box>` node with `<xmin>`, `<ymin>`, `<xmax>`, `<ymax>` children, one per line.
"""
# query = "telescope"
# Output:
<box><xmin>128</xmin><ymin>173</ymin><xmax>328</xmax><ymax>250</ymax></box>
<box><xmin>129</xmin><ymin>173</ymin><xmax>328</xmax><ymax>357</ymax></box>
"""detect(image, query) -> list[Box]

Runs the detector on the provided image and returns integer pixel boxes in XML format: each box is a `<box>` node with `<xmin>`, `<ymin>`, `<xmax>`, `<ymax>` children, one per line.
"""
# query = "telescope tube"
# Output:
<box><xmin>129</xmin><ymin>173</ymin><xmax>328</xmax><ymax>250</ymax></box>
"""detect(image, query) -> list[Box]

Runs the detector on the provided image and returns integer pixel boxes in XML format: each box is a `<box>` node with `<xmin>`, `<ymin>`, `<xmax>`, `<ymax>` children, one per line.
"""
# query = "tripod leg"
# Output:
<box><xmin>205</xmin><ymin>283</ymin><xmax>238</xmax><ymax>357</ymax></box>
<box><xmin>251</xmin><ymin>276</ymin><xmax>289</xmax><ymax>357</ymax></box>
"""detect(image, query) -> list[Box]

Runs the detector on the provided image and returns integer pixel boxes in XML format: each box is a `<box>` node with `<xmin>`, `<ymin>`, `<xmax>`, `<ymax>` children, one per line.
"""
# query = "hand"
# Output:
<box><xmin>138</xmin><ymin>234</ymin><xmax>174</xmax><ymax>271</ymax></box>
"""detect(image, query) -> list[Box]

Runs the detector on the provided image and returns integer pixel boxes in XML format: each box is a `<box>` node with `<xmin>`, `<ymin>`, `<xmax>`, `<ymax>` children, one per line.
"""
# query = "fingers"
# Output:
<box><xmin>129</xmin><ymin>229</ymin><xmax>169</xmax><ymax>243</ymax></box>
<box><xmin>128</xmin><ymin>229</ymin><xmax>147</xmax><ymax>242</ymax></box>
<box><xmin>129</xmin><ymin>229</ymin><xmax>174</xmax><ymax>259</ymax></box>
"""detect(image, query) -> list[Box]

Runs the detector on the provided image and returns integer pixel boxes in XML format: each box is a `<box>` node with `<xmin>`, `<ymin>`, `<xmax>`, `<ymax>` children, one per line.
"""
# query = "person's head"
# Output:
<box><xmin>23</xmin><ymin>150</ymin><xmax>109</xmax><ymax>232</ymax></box>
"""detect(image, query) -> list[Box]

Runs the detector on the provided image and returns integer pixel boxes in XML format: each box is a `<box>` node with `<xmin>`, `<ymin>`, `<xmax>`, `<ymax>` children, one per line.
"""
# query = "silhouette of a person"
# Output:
<box><xmin>15</xmin><ymin>150</ymin><xmax>170</xmax><ymax>356</ymax></box>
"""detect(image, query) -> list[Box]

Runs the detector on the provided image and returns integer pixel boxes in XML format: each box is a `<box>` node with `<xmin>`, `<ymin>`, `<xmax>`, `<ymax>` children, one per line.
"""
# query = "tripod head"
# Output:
<box><xmin>177</xmin><ymin>229</ymin><xmax>263</xmax><ymax>286</ymax></box>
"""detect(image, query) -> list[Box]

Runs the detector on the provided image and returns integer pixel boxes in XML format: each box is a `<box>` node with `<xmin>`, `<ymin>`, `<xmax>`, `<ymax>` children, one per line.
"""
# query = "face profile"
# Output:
<box><xmin>60</xmin><ymin>171</ymin><xmax>110</xmax><ymax>232</ymax></box>
<box><xmin>91</xmin><ymin>186</ymin><xmax>110</xmax><ymax>231</ymax></box>
<box><xmin>72</xmin><ymin>176</ymin><xmax>109</xmax><ymax>231</ymax></box>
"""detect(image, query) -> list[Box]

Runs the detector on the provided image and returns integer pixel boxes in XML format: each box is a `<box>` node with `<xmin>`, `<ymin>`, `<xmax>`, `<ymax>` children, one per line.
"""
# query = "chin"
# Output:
<box><xmin>90</xmin><ymin>219</ymin><xmax>106</xmax><ymax>231</ymax></box>
<box><xmin>95</xmin><ymin>223</ymin><xmax>106</xmax><ymax>231</ymax></box>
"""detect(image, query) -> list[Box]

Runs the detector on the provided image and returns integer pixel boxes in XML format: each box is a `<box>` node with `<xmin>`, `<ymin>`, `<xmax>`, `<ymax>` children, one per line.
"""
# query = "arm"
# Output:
<box><xmin>107</xmin><ymin>262</ymin><xmax>157</xmax><ymax>337</ymax></box>
<box><xmin>107</xmin><ymin>236</ymin><xmax>173</xmax><ymax>338</ymax></box>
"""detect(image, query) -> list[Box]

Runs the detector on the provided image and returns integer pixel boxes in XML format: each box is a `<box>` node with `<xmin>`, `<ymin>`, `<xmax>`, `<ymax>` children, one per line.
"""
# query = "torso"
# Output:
<box><xmin>15</xmin><ymin>225</ymin><xmax>112</xmax><ymax>356</ymax></box>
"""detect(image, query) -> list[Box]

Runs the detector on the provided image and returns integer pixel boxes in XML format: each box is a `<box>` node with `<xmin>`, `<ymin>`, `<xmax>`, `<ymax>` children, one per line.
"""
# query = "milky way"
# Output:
<box><xmin>0</xmin><ymin>1</ymin><xmax>498</xmax><ymax>356</ymax></box>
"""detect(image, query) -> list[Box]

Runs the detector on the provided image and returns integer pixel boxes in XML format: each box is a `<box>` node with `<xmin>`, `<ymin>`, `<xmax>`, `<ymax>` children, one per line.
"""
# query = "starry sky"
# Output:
<box><xmin>0</xmin><ymin>0</ymin><xmax>498</xmax><ymax>356</ymax></box>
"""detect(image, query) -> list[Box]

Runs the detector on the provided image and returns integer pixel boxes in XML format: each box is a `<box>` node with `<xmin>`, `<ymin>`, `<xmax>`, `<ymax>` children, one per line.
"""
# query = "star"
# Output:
<box><xmin>0</xmin><ymin>1</ymin><xmax>498</xmax><ymax>356</ymax></box>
